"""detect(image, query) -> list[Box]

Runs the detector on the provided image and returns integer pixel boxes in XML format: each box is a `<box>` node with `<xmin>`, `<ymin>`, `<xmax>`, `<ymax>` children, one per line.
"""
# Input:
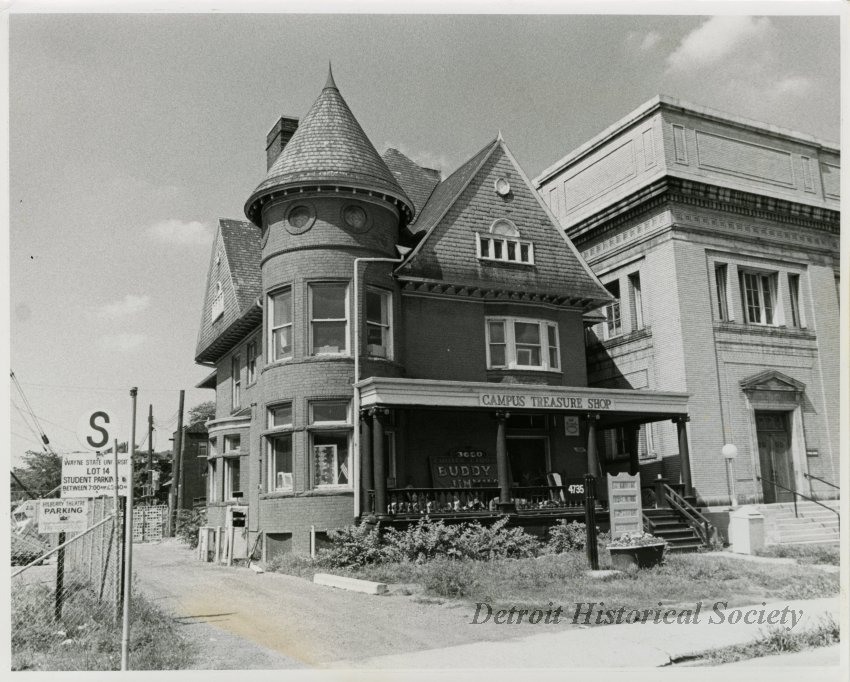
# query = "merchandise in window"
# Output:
<box><xmin>309</xmin><ymin>400</ymin><xmax>351</xmax><ymax>488</ymax></box>
<box><xmin>486</xmin><ymin>318</ymin><xmax>560</xmax><ymax>371</ymax></box>
<box><xmin>269</xmin><ymin>288</ymin><xmax>293</xmax><ymax>362</ymax></box>
<box><xmin>310</xmin><ymin>283</ymin><xmax>348</xmax><ymax>354</ymax></box>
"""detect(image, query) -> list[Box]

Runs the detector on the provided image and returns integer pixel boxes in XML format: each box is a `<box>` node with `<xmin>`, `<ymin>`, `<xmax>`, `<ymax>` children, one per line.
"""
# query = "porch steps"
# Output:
<box><xmin>642</xmin><ymin>509</ymin><xmax>704</xmax><ymax>553</ymax></box>
<box><xmin>756</xmin><ymin>499</ymin><xmax>840</xmax><ymax>546</ymax></box>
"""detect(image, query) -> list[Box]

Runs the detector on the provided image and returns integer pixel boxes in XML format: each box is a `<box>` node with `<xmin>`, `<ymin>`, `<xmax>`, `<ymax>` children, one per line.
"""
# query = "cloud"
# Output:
<box><xmin>98</xmin><ymin>294</ymin><xmax>150</xmax><ymax>318</ymax></box>
<box><xmin>770</xmin><ymin>75</ymin><xmax>812</xmax><ymax>97</ymax></box>
<box><xmin>383</xmin><ymin>142</ymin><xmax>454</xmax><ymax>177</ymax></box>
<box><xmin>627</xmin><ymin>30</ymin><xmax>661</xmax><ymax>52</ymax></box>
<box><xmin>666</xmin><ymin>16</ymin><xmax>774</xmax><ymax>73</ymax></box>
<box><xmin>147</xmin><ymin>218</ymin><xmax>212</xmax><ymax>245</ymax></box>
<box><xmin>97</xmin><ymin>333</ymin><xmax>147</xmax><ymax>351</ymax></box>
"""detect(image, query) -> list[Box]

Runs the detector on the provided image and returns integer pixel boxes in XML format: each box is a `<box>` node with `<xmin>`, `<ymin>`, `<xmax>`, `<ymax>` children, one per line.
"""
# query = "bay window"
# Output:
<box><xmin>486</xmin><ymin>317</ymin><xmax>560</xmax><ymax>371</ymax></box>
<box><xmin>268</xmin><ymin>435</ymin><xmax>293</xmax><ymax>492</ymax></box>
<box><xmin>309</xmin><ymin>400</ymin><xmax>351</xmax><ymax>488</ymax></box>
<box><xmin>223</xmin><ymin>456</ymin><xmax>241</xmax><ymax>501</ymax></box>
<box><xmin>310</xmin><ymin>283</ymin><xmax>348</xmax><ymax>355</ymax></box>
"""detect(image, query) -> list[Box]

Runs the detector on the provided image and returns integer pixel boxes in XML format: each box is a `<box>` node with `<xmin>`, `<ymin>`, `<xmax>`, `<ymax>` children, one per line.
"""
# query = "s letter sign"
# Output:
<box><xmin>76</xmin><ymin>409</ymin><xmax>121</xmax><ymax>452</ymax></box>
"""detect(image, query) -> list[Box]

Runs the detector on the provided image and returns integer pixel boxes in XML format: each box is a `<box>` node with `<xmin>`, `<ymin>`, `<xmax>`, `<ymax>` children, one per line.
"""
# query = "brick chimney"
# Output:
<box><xmin>265</xmin><ymin>116</ymin><xmax>299</xmax><ymax>170</ymax></box>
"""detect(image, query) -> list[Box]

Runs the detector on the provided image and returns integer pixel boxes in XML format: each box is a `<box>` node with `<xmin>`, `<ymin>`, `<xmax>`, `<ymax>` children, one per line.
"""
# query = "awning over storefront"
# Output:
<box><xmin>356</xmin><ymin>377</ymin><xmax>690</xmax><ymax>427</ymax></box>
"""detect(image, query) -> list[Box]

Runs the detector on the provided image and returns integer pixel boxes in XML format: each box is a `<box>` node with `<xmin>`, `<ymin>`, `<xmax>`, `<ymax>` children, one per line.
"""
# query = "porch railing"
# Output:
<box><xmin>367</xmin><ymin>479</ymin><xmax>592</xmax><ymax>517</ymax></box>
<box><xmin>757</xmin><ymin>475</ymin><xmax>840</xmax><ymax>530</ymax></box>
<box><xmin>803</xmin><ymin>472</ymin><xmax>840</xmax><ymax>496</ymax></box>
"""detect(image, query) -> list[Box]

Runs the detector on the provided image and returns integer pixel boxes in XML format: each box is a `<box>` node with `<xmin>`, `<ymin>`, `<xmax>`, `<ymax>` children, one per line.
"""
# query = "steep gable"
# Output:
<box><xmin>382</xmin><ymin>148</ymin><xmax>441</xmax><ymax>222</ymax></box>
<box><xmin>195</xmin><ymin>219</ymin><xmax>262</xmax><ymax>363</ymax></box>
<box><xmin>396</xmin><ymin>138</ymin><xmax>611</xmax><ymax>309</ymax></box>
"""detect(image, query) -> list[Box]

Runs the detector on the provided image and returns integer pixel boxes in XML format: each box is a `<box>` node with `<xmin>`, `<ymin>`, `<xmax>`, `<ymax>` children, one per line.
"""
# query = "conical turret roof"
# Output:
<box><xmin>245</xmin><ymin>68</ymin><xmax>413</xmax><ymax>225</ymax></box>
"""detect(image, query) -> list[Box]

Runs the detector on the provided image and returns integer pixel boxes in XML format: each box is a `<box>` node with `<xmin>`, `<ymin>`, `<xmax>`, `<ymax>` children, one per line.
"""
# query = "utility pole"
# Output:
<box><xmin>147</xmin><ymin>404</ymin><xmax>153</xmax><ymax>503</ymax></box>
<box><xmin>168</xmin><ymin>390</ymin><xmax>185</xmax><ymax>536</ymax></box>
<box><xmin>120</xmin><ymin>386</ymin><xmax>138</xmax><ymax>671</ymax></box>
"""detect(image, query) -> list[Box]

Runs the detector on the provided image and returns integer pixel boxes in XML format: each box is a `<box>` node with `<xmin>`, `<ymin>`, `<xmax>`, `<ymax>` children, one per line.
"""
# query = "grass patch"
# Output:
<box><xmin>754</xmin><ymin>543</ymin><xmax>840</xmax><ymax>566</ymax></box>
<box><xmin>12</xmin><ymin>578</ymin><xmax>196</xmax><ymax>671</ymax></box>
<box><xmin>683</xmin><ymin>614</ymin><xmax>839</xmax><ymax>665</ymax></box>
<box><xmin>268</xmin><ymin>550</ymin><xmax>839</xmax><ymax>615</ymax></box>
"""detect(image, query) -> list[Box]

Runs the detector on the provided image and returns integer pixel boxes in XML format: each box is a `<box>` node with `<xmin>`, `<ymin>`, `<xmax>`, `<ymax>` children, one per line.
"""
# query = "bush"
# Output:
<box><xmin>317</xmin><ymin>522</ymin><xmax>388</xmax><ymax>568</ymax></box>
<box><xmin>419</xmin><ymin>558</ymin><xmax>480</xmax><ymax>598</ymax></box>
<box><xmin>545</xmin><ymin>520</ymin><xmax>588</xmax><ymax>553</ymax></box>
<box><xmin>175</xmin><ymin>507</ymin><xmax>206</xmax><ymax>549</ymax></box>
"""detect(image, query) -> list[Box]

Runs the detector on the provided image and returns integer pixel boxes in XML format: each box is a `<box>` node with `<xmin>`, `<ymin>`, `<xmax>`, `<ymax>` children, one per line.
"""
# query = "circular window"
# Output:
<box><xmin>285</xmin><ymin>204</ymin><xmax>315</xmax><ymax>235</ymax></box>
<box><xmin>342</xmin><ymin>205</ymin><xmax>369</xmax><ymax>233</ymax></box>
<box><xmin>494</xmin><ymin>177</ymin><xmax>511</xmax><ymax>196</ymax></box>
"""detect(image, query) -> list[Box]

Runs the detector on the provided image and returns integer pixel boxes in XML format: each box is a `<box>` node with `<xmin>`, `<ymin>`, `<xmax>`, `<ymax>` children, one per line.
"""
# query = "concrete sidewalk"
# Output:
<box><xmin>329</xmin><ymin>597</ymin><xmax>839</xmax><ymax>669</ymax></box>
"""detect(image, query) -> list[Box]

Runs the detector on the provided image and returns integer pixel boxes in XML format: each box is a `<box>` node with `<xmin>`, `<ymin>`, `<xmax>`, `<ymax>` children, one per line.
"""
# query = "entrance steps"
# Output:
<box><xmin>642</xmin><ymin>508</ymin><xmax>704</xmax><ymax>553</ymax></box>
<box><xmin>756</xmin><ymin>499</ymin><xmax>840</xmax><ymax>546</ymax></box>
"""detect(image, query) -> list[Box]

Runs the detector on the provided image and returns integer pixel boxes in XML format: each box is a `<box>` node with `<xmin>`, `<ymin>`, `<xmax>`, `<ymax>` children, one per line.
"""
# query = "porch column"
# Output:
<box><xmin>675</xmin><ymin>416</ymin><xmax>694</xmax><ymax>498</ymax></box>
<box><xmin>586</xmin><ymin>414</ymin><xmax>599</xmax><ymax>477</ymax></box>
<box><xmin>373</xmin><ymin>408</ymin><xmax>387</xmax><ymax>518</ymax></box>
<box><xmin>494</xmin><ymin>411</ymin><xmax>513</xmax><ymax>511</ymax></box>
<box><xmin>360</xmin><ymin>410</ymin><xmax>373</xmax><ymax>516</ymax></box>
<box><xmin>629</xmin><ymin>426</ymin><xmax>641</xmax><ymax>476</ymax></box>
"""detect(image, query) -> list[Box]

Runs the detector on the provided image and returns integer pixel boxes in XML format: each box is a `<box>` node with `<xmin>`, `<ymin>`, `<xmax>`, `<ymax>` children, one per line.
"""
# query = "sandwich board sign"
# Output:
<box><xmin>38</xmin><ymin>498</ymin><xmax>89</xmax><ymax>534</ymax></box>
<box><xmin>607</xmin><ymin>472</ymin><xmax>642</xmax><ymax>539</ymax></box>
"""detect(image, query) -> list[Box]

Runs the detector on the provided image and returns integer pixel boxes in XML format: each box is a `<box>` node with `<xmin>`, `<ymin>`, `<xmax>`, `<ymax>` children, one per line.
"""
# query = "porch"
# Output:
<box><xmin>355</xmin><ymin>377</ymin><xmax>694</xmax><ymax>529</ymax></box>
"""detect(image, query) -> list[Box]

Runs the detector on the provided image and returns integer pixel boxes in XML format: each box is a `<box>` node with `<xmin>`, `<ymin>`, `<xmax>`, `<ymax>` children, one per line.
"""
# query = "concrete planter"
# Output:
<box><xmin>608</xmin><ymin>543</ymin><xmax>666</xmax><ymax>570</ymax></box>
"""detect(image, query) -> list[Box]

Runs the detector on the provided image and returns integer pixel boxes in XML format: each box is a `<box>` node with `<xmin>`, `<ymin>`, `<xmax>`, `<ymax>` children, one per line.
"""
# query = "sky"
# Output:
<box><xmin>6</xmin><ymin>6</ymin><xmax>842</xmax><ymax>468</ymax></box>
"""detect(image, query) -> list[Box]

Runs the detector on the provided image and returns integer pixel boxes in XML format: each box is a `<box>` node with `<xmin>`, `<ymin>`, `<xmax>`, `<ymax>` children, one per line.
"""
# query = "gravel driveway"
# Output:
<box><xmin>132</xmin><ymin>539</ymin><xmax>564</xmax><ymax>669</ymax></box>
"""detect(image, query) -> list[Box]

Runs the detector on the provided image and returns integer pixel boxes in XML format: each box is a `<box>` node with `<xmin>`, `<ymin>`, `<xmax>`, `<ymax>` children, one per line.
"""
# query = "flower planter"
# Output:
<box><xmin>608</xmin><ymin>543</ymin><xmax>666</xmax><ymax>570</ymax></box>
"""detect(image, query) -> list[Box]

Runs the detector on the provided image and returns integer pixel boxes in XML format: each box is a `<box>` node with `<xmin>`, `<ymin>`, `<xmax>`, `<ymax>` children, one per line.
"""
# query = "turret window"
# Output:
<box><xmin>268</xmin><ymin>287</ymin><xmax>293</xmax><ymax>362</ymax></box>
<box><xmin>476</xmin><ymin>219</ymin><xmax>534</xmax><ymax>265</ymax></box>
<box><xmin>310</xmin><ymin>283</ymin><xmax>349</xmax><ymax>355</ymax></box>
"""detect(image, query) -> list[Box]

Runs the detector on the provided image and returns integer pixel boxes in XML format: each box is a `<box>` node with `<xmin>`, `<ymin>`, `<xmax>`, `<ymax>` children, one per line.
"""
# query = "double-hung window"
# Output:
<box><xmin>231</xmin><ymin>355</ymin><xmax>241</xmax><ymax>410</ymax></box>
<box><xmin>603</xmin><ymin>281</ymin><xmax>622</xmax><ymax>338</ymax></box>
<box><xmin>366</xmin><ymin>288</ymin><xmax>391</xmax><ymax>358</ymax></box>
<box><xmin>788</xmin><ymin>274</ymin><xmax>804</xmax><ymax>328</ymax></box>
<box><xmin>310</xmin><ymin>283</ymin><xmax>348</xmax><ymax>355</ymax></box>
<box><xmin>486</xmin><ymin>318</ymin><xmax>560</xmax><ymax>371</ymax></box>
<box><xmin>207</xmin><ymin>460</ymin><xmax>217</xmax><ymax>502</ymax></box>
<box><xmin>739</xmin><ymin>270</ymin><xmax>777</xmax><ymax>325</ymax></box>
<box><xmin>269</xmin><ymin>288</ymin><xmax>292</xmax><ymax>362</ymax></box>
<box><xmin>223</xmin><ymin>457</ymin><xmax>241</xmax><ymax>501</ymax></box>
<box><xmin>267</xmin><ymin>403</ymin><xmax>293</xmax><ymax>493</ymax></box>
<box><xmin>309</xmin><ymin>401</ymin><xmax>351</xmax><ymax>488</ymax></box>
<box><xmin>246</xmin><ymin>340</ymin><xmax>258</xmax><ymax>384</ymax></box>
<box><xmin>715</xmin><ymin>264</ymin><xmax>730</xmax><ymax>321</ymax></box>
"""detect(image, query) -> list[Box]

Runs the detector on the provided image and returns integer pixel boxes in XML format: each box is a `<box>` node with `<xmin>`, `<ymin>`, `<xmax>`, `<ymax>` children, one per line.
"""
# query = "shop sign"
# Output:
<box><xmin>478</xmin><ymin>393</ymin><xmax>614</xmax><ymax>410</ymax></box>
<box><xmin>430</xmin><ymin>449</ymin><xmax>498</xmax><ymax>489</ymax></box>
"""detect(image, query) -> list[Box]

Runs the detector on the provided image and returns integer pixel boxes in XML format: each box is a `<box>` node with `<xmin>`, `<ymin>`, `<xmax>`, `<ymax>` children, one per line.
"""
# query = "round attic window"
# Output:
<box><xmin>495</xmin><ymin>177</ymin><xmax>511</xmax><ymax>196</ymax></box>
<box><xmin>342</xmin><ymin>205</ymin><xmax>370</xmax><ymax>233</ymax></box>
<box><xmin>285</xmin><ymin>204</ymin><xmax>315</xmax><ymax>235</ymax></box>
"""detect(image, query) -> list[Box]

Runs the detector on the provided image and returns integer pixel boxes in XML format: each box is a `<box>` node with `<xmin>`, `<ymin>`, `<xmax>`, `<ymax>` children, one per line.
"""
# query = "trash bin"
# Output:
<box><xmin>728</xmin><ymin>505</ymin><xmax>765</xmax><ymax>554</ymax></box>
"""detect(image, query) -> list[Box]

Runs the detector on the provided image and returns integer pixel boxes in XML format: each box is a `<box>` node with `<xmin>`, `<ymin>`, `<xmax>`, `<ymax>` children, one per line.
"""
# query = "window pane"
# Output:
<box><xmin>715</xmin><ymin>265</ymin><xmax>728</xmax><ymax>321</ymax></box>
<box><xmin>480</xmin><ymin>238</ymin><xmax>490</xmax><ymax>258</ymax></box>
<box><xmin>761</xmin><ymin>275</ymin><xmax>774</xmax><ymax>323</ymax></box>
<box><xmin>313</xmin><ymin>321</ymin><xmax>346</xmax><ymax>353</ymax></box>
<box><xmin>273</xmin><ymin>290</ymin><xmax>291</xmax><ymax>326</ymax></box>
<box><xmin>312</xmin><ymin>402</ymin><xmax>348</xmax><ymax>423</ymax></box>
<box><xmin>269</xmin><ymin>404</ymin><xmax>292</xmax><ymax>427</ymax></box>
<box><xmin>516</xmin><ymin>346</ymin><xmax>541</xmax><ymax>366</ymax></box>
<box><xmin>366</xmin><ymin>291</ymin><xmax>385</xmax><ymax>323</ymax></box>
<box><xmin>514</xmin><ymin>322</ymin><xmax>540</xmax><ymax>345</ymax></box>
<box><xmin>490</xmin><ymin>345</ymin><xmax>505</xmax><ymax>366</ymax></box>
<box><xmin>312</xmin><ymin>432</ymin><xmax>349</xmax><ymax>486</ymax></box>
<box><xmin>493</xmin><ymin>241</ymin><xmax>503</xmax><ymax>259</ymax></box>
<box><xmin>312</xmin><ymin>284</ymin><xmax>346</xmax><ymax>319</ymax></box>
<box><xmin>507</xmin><ymin>242</ymin><xmax>517</xmax><ymax>260</ymax></box>
<box><xmin>488</xmin><ymin>320</ymin><xmax>505</xmax><ymax>343</ymax></box>
<box><xmin>271</xmin><ymin>435</ymin><xmax>293</xmax><ymax>491</ymax></box>
<box><xmin>366</xmin><ymin>324</ymin><xmax>384</xmax><ymax>346</ymax></box>
<box><xmin>548</xmin><ymin>325</ymin><xmax>559</xmax><ymax>368</ymax></box>
<box><xmin>789</xmin><ymin>274</ymin><xmax>801</xmax><ymax>327</ymax></box>
<box><xmin>520</xmin><ymin>244</ymin><xmax>530</xmax><ymax>262</ymax></box>
<box><xmin>273</xmin><ymin>327</ymin><xmax>291</xmax><ymax>358</ymax></box>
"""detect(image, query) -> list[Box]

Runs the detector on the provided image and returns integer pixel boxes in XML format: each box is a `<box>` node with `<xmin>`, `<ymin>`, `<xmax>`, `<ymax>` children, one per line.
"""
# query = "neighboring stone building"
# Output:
<box><xmin>193</xmin><ymin>70</ymin><xmax>698</xmax><ymax>558</ymax></box>
<box><xmin>535</xmin><ymin>95</ymin><xmax>840</xmax><ymax>508</ymax></box>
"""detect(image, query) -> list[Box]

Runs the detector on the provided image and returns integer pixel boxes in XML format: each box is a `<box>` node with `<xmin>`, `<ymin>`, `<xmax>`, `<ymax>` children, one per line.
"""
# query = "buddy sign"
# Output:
<box><xmin>61</xmin><ymin>451</ymin><xmax>131</xmax><ymax>498</ymax></box>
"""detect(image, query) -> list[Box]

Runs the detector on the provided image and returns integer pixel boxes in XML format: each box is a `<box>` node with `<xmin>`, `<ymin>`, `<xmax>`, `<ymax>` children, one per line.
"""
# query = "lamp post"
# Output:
<box><xmin>722</xmin><ymin>443</ymin><xmax>738</xmax><ymax>507</ymax></box>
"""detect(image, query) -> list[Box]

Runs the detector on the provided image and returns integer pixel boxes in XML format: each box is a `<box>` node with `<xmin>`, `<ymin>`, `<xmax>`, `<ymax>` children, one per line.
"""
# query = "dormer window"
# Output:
<box><xmin>476</xmin><ymin>219</ymin><xmax>534</xmax><ymax>265</ymax></box>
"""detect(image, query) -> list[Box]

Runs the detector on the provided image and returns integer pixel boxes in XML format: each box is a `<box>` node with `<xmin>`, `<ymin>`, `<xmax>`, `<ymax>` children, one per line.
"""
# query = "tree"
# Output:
<box><xmin>11</xmin><ymin>450</ymin><xmax>62</xmax><ymax>499</ymax></box>
<box><xmin>188</xmin><ymin>400</ymin><xmax>215</xmax><ymax>425</ymax></box>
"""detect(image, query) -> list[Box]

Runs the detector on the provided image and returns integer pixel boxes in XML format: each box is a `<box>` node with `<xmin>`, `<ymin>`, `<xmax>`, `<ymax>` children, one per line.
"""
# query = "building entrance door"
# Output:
<box><xmin>756</xmin><ymin>412</ymin><xmax>794</xmax><ymax>503</ymax></box>
<box><xmin>507</xmin><ymin>437</ymin><xmax>548</xmax><ymax>487</ymax></box>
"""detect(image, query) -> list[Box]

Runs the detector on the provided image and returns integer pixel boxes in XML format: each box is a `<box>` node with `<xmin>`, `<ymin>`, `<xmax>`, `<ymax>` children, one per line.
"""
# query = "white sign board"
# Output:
<box><xmin>61</xmin><ymin>451</ymin><xmax>131</xmax><ymax>498</ymax></box>
<box><xmin>76</xmin><ymin>409</ymin><xmax>122</xmax><ymax>452</ymax></box>
<box><xmin>38</xmin><ymin>498</ymin><xmax>89</xmax><ymax>534</ymax></box>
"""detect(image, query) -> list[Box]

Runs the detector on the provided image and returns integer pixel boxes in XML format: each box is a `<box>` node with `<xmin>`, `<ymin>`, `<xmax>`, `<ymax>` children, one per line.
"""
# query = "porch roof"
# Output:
<box><xmin>356</xmin><ymin>377</ymin><xmax>690</xmax><ymax>427</ymax></box>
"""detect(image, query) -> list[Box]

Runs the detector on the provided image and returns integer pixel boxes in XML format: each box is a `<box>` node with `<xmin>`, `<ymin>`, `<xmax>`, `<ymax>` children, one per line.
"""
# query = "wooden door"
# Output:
<box><xmin>756</xmin><ymin>412</ymin><xmax>794</xmax><ymax>503</ymax></box>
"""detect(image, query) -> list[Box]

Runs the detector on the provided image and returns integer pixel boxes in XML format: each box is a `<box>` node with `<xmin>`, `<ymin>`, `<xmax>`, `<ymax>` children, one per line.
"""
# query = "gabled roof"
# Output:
<box><xmin>740</xmin><ymin>370</ymin><xmax>806</xmax><ymax>393</ymax></box>
<box><xmin>245</xmin><ymin>67</ymin><xmax>412</xmax><ymax>225</ymax></box>
<box><xmin>395</xmin><ymin>136</ymin><xmax>612</xmax><ymax>311</ymax></box>
<box><xmin>194</xmin><ymin>218</ymin><xmax>262</xmax><ymax>364</ymax></box>
<box><xmin>381</xmin><ymin>148</ymin><xmax>441</xmax><ymax>222</ymax></box>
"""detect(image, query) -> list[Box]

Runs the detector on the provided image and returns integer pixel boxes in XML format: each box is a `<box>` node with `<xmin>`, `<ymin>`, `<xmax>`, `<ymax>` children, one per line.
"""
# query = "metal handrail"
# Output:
<box><xmin>663</xmin><ymin>484</ymin><xmax>712</xmax><ymax>546</ymax></box>
<box><xmin>757</xmin><ymin>475</ymin><xmax>840</xmax><ymax>529</ymax></box>
<box><xmin>803</xmin><ymin>472</ymin><xmax>840</xmax><ymax>491</ymax></box>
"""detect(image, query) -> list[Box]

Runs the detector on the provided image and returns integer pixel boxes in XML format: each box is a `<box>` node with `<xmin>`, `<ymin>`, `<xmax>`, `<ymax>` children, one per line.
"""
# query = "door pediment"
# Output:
<box><xmin>740</xmin><ymin>370</ymin><xmax>806</xmax><ymax>394</ymax></box>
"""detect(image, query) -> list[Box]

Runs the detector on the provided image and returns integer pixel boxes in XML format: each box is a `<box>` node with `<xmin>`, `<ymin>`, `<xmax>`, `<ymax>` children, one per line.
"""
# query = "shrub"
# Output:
<box><xmin>545</xmin><ymin>520</ymin><xmax>588</xmax><ymax>553</ymax></box>
<box><xmin>316</xmin><ymin>522</ymin><xmax>388</xmax><ymax>568</ymax></box>
<box><xmin>419</xmin><ymin>558</ymin><xmax>480</xmax><ymax>598</ymax></box>
<box><xmin>176</xmin><ymin>507</ymin><xmax>206</xmax><ymax>549</ymax></box>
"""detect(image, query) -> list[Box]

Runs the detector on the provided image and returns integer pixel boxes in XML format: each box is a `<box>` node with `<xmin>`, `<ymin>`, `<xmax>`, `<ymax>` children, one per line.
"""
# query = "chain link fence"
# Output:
<box><xmin>11</xmin><ymin>498</ymin><xmax>123</xmax><ymax>671</ymax></box>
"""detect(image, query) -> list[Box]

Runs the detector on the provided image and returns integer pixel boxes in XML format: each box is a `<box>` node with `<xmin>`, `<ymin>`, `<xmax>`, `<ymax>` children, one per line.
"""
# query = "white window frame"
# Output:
<box><xmin>740</xmin><ymin>269</ymin><xmax>778</xmax><ymax>326</ymax></box>
<box><xmin>485</xmin><ymin>317</ymin><xmax>560</xmax><ymax>372</ymax></box>
<box><xmin>207</xmin><ymin>459</ymin><xmax>217</xmax><ymax>502</ymax></box>
<box><xmin>365</xmin><ymin>287</ymin><xmax>392</xmax><ymax>359</ymax></box>
<box><xmin>308</xmin><ymin>400</ymin><xmax>352</xmax><ymax>489</ymax></box>
<box><xmin>231</xmin><ymin>355</ymin><xmax>241</xmax><ymax>410</ymax></box>
<box><xmin>602</xmin><ymin>280</ymin><xmax>622</xmax><ymax>339</ymax></box>
<box><xmin>268</xmin><ymin>287</ymin><xmax>293</xmax><ymax>363</ymax></box>
<box><xmin>309</xmin><ymin>282</ymin><xmax>349</xmax><ymax>356</ymax></box>
<box><xmin>267</xmin><ymin>433</ymin><xmax>293</xmax><ymax>493</ymax></box>
<box><xmin>223</xmin><ymin>434</ymin><xmax>241</xmax><ymax>454</ymax></box>
<box><xmin>223</xmin><ymin>456</ymin><xmax>241</xmax><ymax>501</ymax></box>
<box><xmin>715</xmin><ymin>263</ymin><xmax>730</xmax><ymax>321</ymax></box>
<box><xmin>476</xmin><ymin>219</ymin><xmax>534</xmax><ymax>265</ymax></box>
<box><xmin>628</xmin><ymin>272</ymin><xmax>643</xmax><ymax>331</ymax></box>
<box><xmin>788</xmin><ymin>273</ymin><xmax>805</xmax><ymax>328</ymax></box>
<box><xmin>267</xmin><ymin>402</ymin><xmax>293</xmax><ymax>429</ymax></box>
<box><xmin>246</xmin><ymin>339</ymin><xmax>258</xmax><ymax>384</ymax></box>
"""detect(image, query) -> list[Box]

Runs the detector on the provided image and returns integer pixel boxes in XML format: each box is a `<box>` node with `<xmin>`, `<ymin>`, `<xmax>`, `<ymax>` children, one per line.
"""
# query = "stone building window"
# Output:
<box><xmin>715</xmin><ymin>264</ymin><xmax>730</xmax><ymax>321</ymax></box>
<box><xmin>603</xmin><ymin>281</ymin><xmax>622</xmax><ymax>338</ymax></box>
<box><xmin>788</xmin><ymin>274</ymin><xmax>804</xmax><ymax>328</ymax></box>
<box><xmin>739</xmin><ymin>270</ymin><xmax>777</xmax><ymax>325</ymax></box>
